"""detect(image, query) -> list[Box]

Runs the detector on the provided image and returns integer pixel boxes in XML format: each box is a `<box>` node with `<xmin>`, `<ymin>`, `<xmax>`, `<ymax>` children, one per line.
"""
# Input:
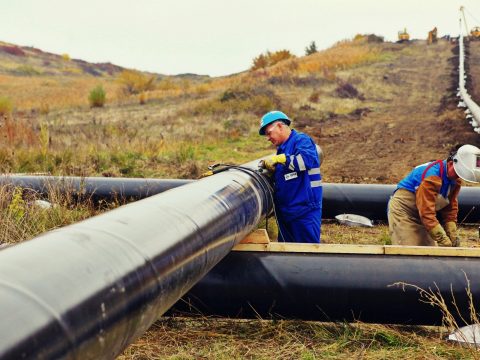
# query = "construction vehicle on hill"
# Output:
<box><xmin>471</xmin><ymin>26</ymin><xmax>480</xmax><ymax>40</ymax></box>
<box><xmin>427</xmin><ymin>27</ymin><xmax>438</xmax><ymax>45</ymax></box>
<box><xmin>460</xmin><ymin>6</ymin><xmax>480</xmax><ymax>40</ymax></box>
<box><xmin>397</xmin><ymin>28</ymin><xmax>410</xmax><ymax>43</ymax></box>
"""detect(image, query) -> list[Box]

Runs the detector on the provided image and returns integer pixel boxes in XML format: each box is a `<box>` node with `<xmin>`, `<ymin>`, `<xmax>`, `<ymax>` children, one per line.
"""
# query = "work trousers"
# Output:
<box><xmin>388</xmin><ymin>189</ymin><xmax>436</xmax><ymax>246</ymax></box>
<box><xmin>277</xmin><ymin>208</ymin><xmax>321</xmax><ymax>243</ymax></box>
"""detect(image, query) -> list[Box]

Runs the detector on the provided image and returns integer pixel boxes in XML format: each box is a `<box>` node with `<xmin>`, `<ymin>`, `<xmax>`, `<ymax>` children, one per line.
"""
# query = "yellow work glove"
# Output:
<box><xmin>263</xmin><ymin>154</ymin><xmax>287</xmax><ymax>172</ymax></box>
<box><xmin>445</xmin><ymin>222</ymin><xmax>460</xmax><ymax>247</ymax></box>
<box><xmin>429</xmin><ymin>224</ymin><xmax>452</xmax><ymax>247</ymax></box>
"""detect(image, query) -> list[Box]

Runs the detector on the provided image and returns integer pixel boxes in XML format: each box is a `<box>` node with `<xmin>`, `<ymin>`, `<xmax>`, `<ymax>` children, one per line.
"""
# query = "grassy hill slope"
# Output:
<box><xmin>0</xmin><ymin>37</ymin><xmax>478</xmax><ymax>182</ymax></box>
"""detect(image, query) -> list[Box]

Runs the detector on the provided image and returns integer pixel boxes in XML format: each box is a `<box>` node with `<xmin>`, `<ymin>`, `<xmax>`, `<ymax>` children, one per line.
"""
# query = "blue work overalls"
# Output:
<box><xmin>273</xmin><ymin>130</ymin><xmax>322</xmax><ymax>243</ymax></box>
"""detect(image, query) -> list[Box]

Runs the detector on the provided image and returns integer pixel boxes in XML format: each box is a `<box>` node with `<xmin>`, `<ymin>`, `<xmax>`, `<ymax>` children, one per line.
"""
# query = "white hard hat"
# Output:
<box><xmin>452</xmin><ymin>144</ymin><xmax>480</xmax><ymax>183</ymax></box>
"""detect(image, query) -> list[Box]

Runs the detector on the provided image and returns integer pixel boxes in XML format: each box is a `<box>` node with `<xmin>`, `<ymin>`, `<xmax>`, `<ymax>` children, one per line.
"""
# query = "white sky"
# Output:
<box><xmin>2</xmin><ymin>0</ymin><xmax>480</xmax><ymax>77</ymax></box>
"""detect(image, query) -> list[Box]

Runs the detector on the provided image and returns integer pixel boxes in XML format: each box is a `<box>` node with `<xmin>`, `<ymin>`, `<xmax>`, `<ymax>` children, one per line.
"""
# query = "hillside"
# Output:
<box><xmin>1</xmin><ymin>37</ymin><xmax>478</xmax><ymax>184</ymax></box>
<box><xmin>0</xmin><ymin>40</ymin><xmax>209</xmax><ymax>110</ymax></box>
<box><xmin>0</xmin><ymin>40</ymin><xmax>126</xmax><ymax>77</ymax></box>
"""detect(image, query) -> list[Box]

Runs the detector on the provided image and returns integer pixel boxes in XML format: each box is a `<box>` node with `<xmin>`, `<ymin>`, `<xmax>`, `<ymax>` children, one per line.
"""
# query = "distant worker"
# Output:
<box><xmin>258</xmin><ymin>110</ymin><xmax>322</xmax><ymax>243</ymax></box>
<box><xmin>388</xmin><ymin>144</ymin><xmax>480</xmax><ymax>247</ymax></box>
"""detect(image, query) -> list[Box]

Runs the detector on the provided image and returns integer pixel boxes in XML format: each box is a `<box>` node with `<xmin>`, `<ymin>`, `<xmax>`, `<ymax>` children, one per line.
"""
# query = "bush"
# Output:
<box><xmin>308</xmin><ymin>91</ymin><xmax>320</xmax><ymax>103</ymax></box>
<box><xmin>335</xmin><ymin>81</ymin><xmax>364</xmax><ymax>100</ymax></box>
<box><xmin>251</xmin><ymin>50</ymin><xmax>295</xmax><ymax>70</ymax></box>
<box><xmin>139</xmin><ymin>92</ymin><xmax>146</xmax><ymax>105</ymax></box>
<box><xmin>353</xmin><ymin>34</ymin><xmax>384</xmax><ymax>43</ymax></box>
<box><xmin>15</xmin><ymin>65</ymin><xmax>41</xmax><ymax>76</ymax></box>
<box><xmin>88</xmin><ymin>85</ymin><xmax>106</xmax><ymax>108</ymax></box>
<box><xmin>305</xmin><ymin>41</ymin><xmax>318</xmax><ymax>56</ymax></box>
<box><xmin>0</xmin><ymin>96</ymin><xmax>13</xmax><ymax>116</ymax></box>
<box><xmin>188</xmin><ymin>86</ymin><xmax>285</xmax><ymax>117</ymax></box>
<box><xmin>118</xmin><ymin>70</ymin><xmax>155</xmax><ymax>95</ymax></box>
<box><xmin>0</xmin><ymin>45</ymin><xmax>25</xmax><ymax>56</ymax></box>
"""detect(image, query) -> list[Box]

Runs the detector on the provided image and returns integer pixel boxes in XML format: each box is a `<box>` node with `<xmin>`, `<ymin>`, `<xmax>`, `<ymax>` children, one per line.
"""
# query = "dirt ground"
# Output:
<box><xmin>310</xmin><ymin>40</ymin><xmax>480</xmax><ymax>184</ymax></box>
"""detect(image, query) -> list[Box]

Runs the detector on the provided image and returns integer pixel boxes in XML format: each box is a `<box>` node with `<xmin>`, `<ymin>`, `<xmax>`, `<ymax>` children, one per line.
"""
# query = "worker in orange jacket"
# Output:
<box><xmin>388</xmin><ymin>144</ymin><xmax>480</xmax><ymax>246</ymax></box>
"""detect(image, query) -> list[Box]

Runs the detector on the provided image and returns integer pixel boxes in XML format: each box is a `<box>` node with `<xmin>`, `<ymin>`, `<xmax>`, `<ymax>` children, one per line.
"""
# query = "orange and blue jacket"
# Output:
<box><xmin>397</xmin><ymin>160</ymin><xmax>461</xmax><ymax>230</ymax></box>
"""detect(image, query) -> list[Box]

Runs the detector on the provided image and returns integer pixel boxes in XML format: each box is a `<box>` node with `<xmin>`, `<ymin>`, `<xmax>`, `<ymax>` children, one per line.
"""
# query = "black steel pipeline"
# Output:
<box><xmin>4</xmin><ymin>176</ymin><xmax>480</xmax><ymax>221</ymax></box>
<box><xmin>170</xmin><ymin>249</ymin><xmax>480</xmax><ymax>325</ymax></box>
<box><xmin>0</xmin><ymin>175</ymin><xmax>192</xmax><ymax>203</ymax></box>
<box><xmin>322</xmin><ymin>183</ymin><xmax>480</xmax><ymax>223</ymax></box>
<box><xmin>0</xmin><ymin>162</ymin><xmax>273</xmax><ymax>359</ymax></box>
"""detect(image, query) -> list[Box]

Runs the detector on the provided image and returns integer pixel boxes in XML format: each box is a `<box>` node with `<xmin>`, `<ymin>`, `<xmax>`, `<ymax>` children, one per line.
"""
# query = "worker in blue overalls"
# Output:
<box><xmin>259</xmin><ymin>110</ymin><xmax>322</xmax><ymax>243</ymax></box>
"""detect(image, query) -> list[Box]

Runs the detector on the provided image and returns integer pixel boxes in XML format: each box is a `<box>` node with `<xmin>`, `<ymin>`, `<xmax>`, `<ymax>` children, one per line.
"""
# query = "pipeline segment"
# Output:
<box><xmin>0</xmin><ymin>175</ymin><xmax>191</xmax><ymax>203</ymax></box>
<box><xmin>0</xmin><ymin>162</ymin><xmax>272</xmax><ymax>359</ymax></box>
<box><xmin>170</xmin><ymin>248</ymin><xmax>480</xmax><ymax>325</ymax></box>
<box><xmin>322</xmin><ymin>183</ymin><xmax>480</xmax><ymax>223</ymax></box>
<box><xmin>4</xmin><ymin>176</ymin><xmax>479</xmax><ymax>222</ymax></box>
<box><xmin>458</xmin><ymin>28</ymin><xmax>480</xmax><ymax>132</ymax></box>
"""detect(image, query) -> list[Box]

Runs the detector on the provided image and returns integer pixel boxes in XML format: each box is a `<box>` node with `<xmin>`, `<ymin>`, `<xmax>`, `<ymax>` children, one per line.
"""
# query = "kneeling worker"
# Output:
<box><xmin>259</xmin><ymin>110</ymin><xmax>322</xmax><ymax>243</ymax></box>
<box><xmin>388</xmin><ymin>144</ymin><xmax>480</xmax><ymax>246</ymax></box>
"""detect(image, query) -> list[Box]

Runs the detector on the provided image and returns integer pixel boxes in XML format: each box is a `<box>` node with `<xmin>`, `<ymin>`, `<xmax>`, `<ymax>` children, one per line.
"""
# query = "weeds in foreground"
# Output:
<box><xmin>119</xmin><ymin>317</ymin><xmax>471</xmax><ymax>359</ymax></box>
<box><xmin>0</xmin><ymin>184</ymin><xmax>102</xmax><ymax>245</ymax></box>
<box><xmin>393</xmin><ymin>273</ymin><xmax>480</xmax><ymax>359</ymax></box>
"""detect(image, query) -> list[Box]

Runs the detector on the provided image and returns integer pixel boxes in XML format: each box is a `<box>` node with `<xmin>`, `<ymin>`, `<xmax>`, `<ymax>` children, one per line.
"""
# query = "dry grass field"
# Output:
<box><xmin>1</xmin><ymin>36</ymin><xmax>480</xmax><ymax>358</ymax></box>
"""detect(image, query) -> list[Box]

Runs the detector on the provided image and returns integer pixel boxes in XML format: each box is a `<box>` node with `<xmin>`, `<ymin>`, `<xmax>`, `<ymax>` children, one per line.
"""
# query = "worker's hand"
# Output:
<box><xmin>452</xmin><ymin>237</ymin><xmax>461</xmax><ymax>247</ymax></box>
<box><xmin>262</xmin><ymin>154</ymin><xmax>287</xmax><ymax>172</ymax></box>
<box><xmin>429</xmin><ymin>224</ymin><xmax>452</xmax><ymax>247</ymax></box>
<box><xmin>444</xmin><ymin>221</ymin><xmax>457</xmax><ymax>241</ymax></box>
<box><xmin>200</xmin><ymin>170</ymin><xmax>214</xmax><ymax>178</ymax></box>
<box><xmin>444</xmin><ymin>222</ymin><xmax>461</xmax><ymax>246</ymax></box>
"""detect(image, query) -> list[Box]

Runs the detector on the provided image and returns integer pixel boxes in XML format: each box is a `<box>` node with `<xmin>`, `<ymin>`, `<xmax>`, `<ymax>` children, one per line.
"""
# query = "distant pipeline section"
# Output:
<box><xmin>458</xmin><ymin>30</ymin><xmax>480</xmax><ymax>133</ymax></box>
<box><xmin>3</xmin><ymin>175</ymin><xmax>480</xmax><ymax>222</ymax></box>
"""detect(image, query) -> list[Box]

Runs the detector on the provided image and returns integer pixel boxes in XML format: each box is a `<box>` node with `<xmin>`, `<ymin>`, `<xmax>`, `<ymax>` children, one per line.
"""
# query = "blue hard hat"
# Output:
<box><xmin>259</xmin><ymin>111</ymin><xmax>291</xmax><ymax>135</ymax></box>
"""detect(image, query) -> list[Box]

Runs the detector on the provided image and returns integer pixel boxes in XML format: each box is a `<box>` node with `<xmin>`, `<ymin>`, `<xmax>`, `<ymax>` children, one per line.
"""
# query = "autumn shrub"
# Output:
<box><xmin>88</xmin><ymin>85</ymin><xmax>106</xmax><ymax>108</ymax></box>
<box><xmin>335</xmin><ymin>81</ymin><xmax>364</xmax><ymax>100</ymax></box>
<box><xmin>0</xmin><ymin>45</ymin><xmax>25</xmax><ymax>56</ymax></box>
<box><xmin>118</xmin><ymin>70</ymin><xmax>155</xmax><ymax>95</ymax></box>
<box><xmin>15</xmin><ymin>65</ymin><xmax>41</xmax><ymax>76</ymax></box>
<box><xmin>190</xmin><ymin>86</ymin><xmax>284</xmax><ymax>117</ymax></box>
<box><xmin>39</xmin><ymin>102</ymin><xmax>50</xmax><ymax>115</ymax></box>
<box><xmin>353</xmin><ymin>34</ymin><xmax>384</xmax><ymax>43</ymax></box>
<box><xmin>139</xmin><ymin>92</ymin><xmax>146</xmax><ymax>105</ymax></box>
<box><xmin>0</xmin><ymin>96</ymin><xmax>13</xmax><ymax>116</ymax></box>
<box><xmin>251</xmin><ymin>50</ymin><xmax>295</xmax><ymax>70</ymax></box>
<box><xmin>308</xmin><ymin>91</ymin><xmax>321</xmax><ymax>103</ymax></box>
<box><xmin>157</xmin><ymin>78</ymin><xmax>178</xmax><ymax>91</ymax></box>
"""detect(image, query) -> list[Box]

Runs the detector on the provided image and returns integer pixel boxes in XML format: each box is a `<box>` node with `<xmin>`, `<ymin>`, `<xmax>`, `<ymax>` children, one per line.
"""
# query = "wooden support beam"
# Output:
<box><xmin>232</xmin><ymin>242</ymin><xmax>480</xmax><ymax>257</ymax></box>
<box><xmin>239</xmin><ymin>229</ymin><xmax>270</xmax><ymax>244</ymax></box>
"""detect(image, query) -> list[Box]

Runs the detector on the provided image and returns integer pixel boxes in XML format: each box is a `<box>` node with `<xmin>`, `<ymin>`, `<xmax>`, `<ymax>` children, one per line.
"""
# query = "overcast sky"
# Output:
<box><xmin>2</xmin><ymin>0</ymin><xmax>480</xmax><ymax>76</ymax></box>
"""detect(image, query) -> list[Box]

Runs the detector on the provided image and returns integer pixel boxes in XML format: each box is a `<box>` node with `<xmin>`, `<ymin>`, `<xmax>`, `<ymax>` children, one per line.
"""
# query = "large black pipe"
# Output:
<box><xmin>4</xmin><ymin>176</ymin><xmax>480</xmax><ymax>222</ymax></box>
<box><xmin>322</xmin><ymin>184</ymin><xmax>480</xmax><ymax>223</ymax></box>
<box><xmin>0</xmin><ymin>161</ymin><xmax>272</xmax><ymax>359</ymax></box>
<box><xmin>0</xmin><ymin>175</ymin><xmax>191</xmax><ymax>203</ymax></box>
<box><xmin>170</xmin><ymin>248</ymin><xmax>480</xmax><ymax>325</ymax></box>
